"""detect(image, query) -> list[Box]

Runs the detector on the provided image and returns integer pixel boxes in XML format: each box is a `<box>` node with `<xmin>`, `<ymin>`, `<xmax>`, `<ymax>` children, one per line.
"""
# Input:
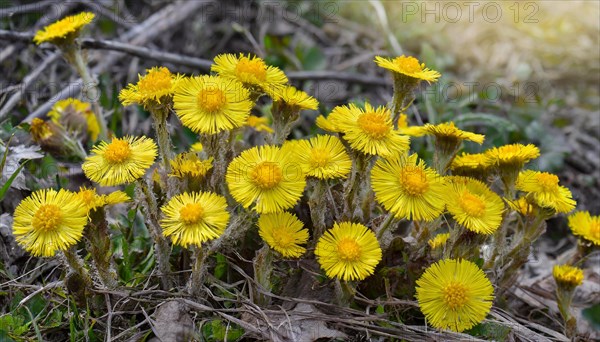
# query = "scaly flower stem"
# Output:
<box><xmin>64</xmin><ymin>43</ymin><xmax>108</xmax><ymax>141</ymax></box>
<box><xmin>391</xmin><ymin>75</ymin><xmax>417</xmax><ymax>127</ymax></box>
<box><xmin>188</xmin><ymin>246</ymin><xmax>206</xmax><ymax>297</ymax></box>
<box><xmin>136</xmin><ymin>179</ymin><xmax>172</xmax><ymax>290</ymax></box>
<box><xmin>253</xmin><ymin>245</ymin><xmax>273</xmax><ymax>306</ymax></box>
<box><xmin>269</xmin><ymin>101</ymin><xmax>300</xmax><ymax>145</ymax></box>
<box><xmin>150</xmin><ymin>106</ymin><xmax>173</xmax><ymax>174</ymax></box>
<box><xmin>343</xmin><ymin>153</ymin><xmax>368</xmax><ymax>221</ymax></box>
<box><xmin>201</xmin><ymin>132</ymin><xmax>230</xmax><ymax>194</ymax></box>
<box><xmin>376</xmin><ymin>213</ymin><xmax>396</xmax><ymax>242</ymax></box>
<box><xmin>86</xmin><ymin>208</ymin><xmax>118</xmax><ymax>289</ymax></box>
<box><xmin>308</xmin><ymin>179</ymin><xmax>327</xmax><ymax>246</ymax></box>
<box><xmin>63</xmin><ymin>246</ymin><xmax>93</xmax><ymax>289</ymax></box>
<box><xmin>334</xmin><ymin>279</ymin><xmax>356</xmax><ymax>306</ymax></box>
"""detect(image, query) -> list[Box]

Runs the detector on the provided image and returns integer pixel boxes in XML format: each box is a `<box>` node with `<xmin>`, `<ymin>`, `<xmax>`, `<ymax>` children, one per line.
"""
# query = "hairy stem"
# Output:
<box><xmin>136</xmin><ymin>179</ymin><xmax>172</xmax><ymax>289</ymax></box>
<box><xmin>65</xmin><ymin>43</ymin><xmax>108</xmax><ymax>141</ymax></box>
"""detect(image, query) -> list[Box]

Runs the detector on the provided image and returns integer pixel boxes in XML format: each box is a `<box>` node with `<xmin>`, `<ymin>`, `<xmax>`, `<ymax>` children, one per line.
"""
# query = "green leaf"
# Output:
<box><xmin>301</xmin><ymin>47</ymin><xmax>326</xmax><ymax>71</ymax></box>
<box><xmin>0</xmin><ymin>160</ymin><xmax>27</xmax><ymax>202</ymax></box>
<box><xmin>582</xmin><ymin>304</ymin><xmax>600</xmax><ymax>330</ymax></box>
<box><xmin>214</xmin><ymin>253</ymin><xmax>227</xmax><ymax>280</ymax></box>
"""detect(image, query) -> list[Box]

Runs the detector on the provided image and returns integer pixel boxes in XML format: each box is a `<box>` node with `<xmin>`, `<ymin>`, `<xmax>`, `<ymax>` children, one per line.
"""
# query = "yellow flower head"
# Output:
<box><xmin>48</xmin><ymin>98</ymin><xmax>100</xmax><ymax>141</ymax></box>
<box><xmin>568</xmin><ymin>211</ymin><xmax>600</xmax><ymax>246</ymax></box>
<box><xmin>76</xmin><ymin>187</ymin><xmax>130</xmax><ymax>212</ymax></box>
<box><xmin>190</xmin><ymin>142</ymin><xmax>203</xmax><ymax>152</ymax></box>
<box><xmin>315</xmin><ymin>115</ymin><xmax>340</xmax><ymax>133</ymax></box>
<box><xmin>246</xmin><ymin>115</ymin><xmax>274</xmax><ymax>133</ymax></box>
<box><xmin>119</xmin><ymin>66</ymin><xmax>183</xmax><ymax>107</ymax></box>
<box><xmin>397</xmin><ymin>113</ymin><xmax>409</xmax><ymax>129</ymax></box>
<box><xmin>374</xmin><ymin>55</ymin><xmax>440</xmax><ymax>83</ymax></box>
<box><xmin>173</xmin><ymin>75</ymin><xmax>253</xmax><ymax>135</ymax></box>
<box><xmin>291</xmin><ymin>135</ymin><xmax>352</xmax><ymax>180</ymax></box>
<box><xmin>506</xmin><ymin>196</ymin><xmax>537</xmax><ymax>217</ymax></box>
<box><xmin>226</xmin><ymin>145</ymin><xmax>306</xmax><ymax>213</ymax></box>
<box><xmin>516</xmin><ymin>170</ymin><xmax>575</xmax><ymax>213</ymax></box>
<box><xmin>371</xmin><ymin>154</ymin><xmax>446</xmax><ymax>221</ymax></box>
<box><xmin>404</xmin><ymin>122</ymin><xmax>484</xmax><ymax>144</ymax></box>
<box><xmin>416</xmin><ymin>259</ymin><xmax>494</xmax><ymax>332</ymax></box>
<box><xmin>428</xmin><ymin>233</ymin><xmax>450</xmax><ymax>249</ymax></box>
<box><xmin>485</xmin><ymin>143</ymin><xmax>540</xmax><ymax>171</ymax></box>
<box><xmin>83</xmin><ymin>136</ymin><xmax>157</xmax><ymax>186</ymax></box>
<box><xmin>332</xmin><ymin>103</ymin><xmax>410</xmax><ymax>157</ymax></box>
<box><xmin>258</xmin><ymin>212</ymin><xmax>309</xmax><ymax>258</ymax></box>
<box><xmin>12</xmin><ymin>189</ymin><xmax>88</xmax><ymax>257</ymax></box>
<box><xmin>212</xmin><ymin>53</ymin><xmax>288</xmax><ymax>97</ymax></box>
<box><xmin>30</xmin><ymin>118</ymin><xmax>55</xmax><ymax>142</ymax></box>
<box><xmin>33</xmin><ymin>12</ymin><xmax>95</xmax><ymax>45</ymax></box>
<box><xmin>450</xmin><ymin>152</ymin><xmax>493</xmax><ymax>179</ymax></box>
<box><xmin>274</xmin><ymin>86</ymin><xmax>319</xmax><ymax>111</ymax></box>
<box><xmin>160</xmin><ymin>191</ymin><xmax>230</xmax><ymax>247</ymax></box>
<box><xmin>553</xmin><ymin>264</ymin><xmax>584</xmax><ymax>289</ymax></box>
<box><xmin>169</xmin><ymin>152</ymin><xmax>213</xmax><ymax>179</ymax></box>
<box><xmin>446</xmin><ymin>177</ymin><xmax>505</xmax><ymax>234</ymax></box>
<box><xmin>315</xmin><ymin>222</ymin><xmax>382</xmax><ymax>281</ymax></box>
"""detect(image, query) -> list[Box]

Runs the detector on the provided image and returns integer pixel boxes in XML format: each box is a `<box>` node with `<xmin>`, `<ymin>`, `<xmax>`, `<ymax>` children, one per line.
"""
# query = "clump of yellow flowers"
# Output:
<box><xmin>12</xmin><ymin>12</ymin><xmax>597</xmax><ymax>338</ymax></box>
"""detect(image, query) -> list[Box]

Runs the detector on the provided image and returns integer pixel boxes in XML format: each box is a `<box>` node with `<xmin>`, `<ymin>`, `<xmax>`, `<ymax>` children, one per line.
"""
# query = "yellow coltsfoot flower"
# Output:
<box><xmin>119</xmin><ymin>66</ymin><xmax>183</xmax><ymax>108</ymax></box>
<box><xmin>33</xmin><ymin>12</ymin><xmax>95</xmax><ymax>45</ymax></box>
<box><xmin>160</xmin><ymin>192</ymin><xmax>230</xmax><ymax>247</ymax></box>
<box><xmin>173</xmin><ymin>75</ymin><xmax>253</xmax><ymax>135</ymax></box>
<box><xmin>415</xmin><ymin>259</ymin><xmax>494</xmax><ymax>332</ymax></box>
<box><xmin>371</xmin><ymin>153</ymin><xmax>446</xmax><ymax>221</ymax></box>
<box><xmin>553</xmin><ymin>264</ymin><xmax>584</xmax><ymax>289</ymax></box>
<box><xmin>169</xmin><ymin>152</ymin><xmax>213</xmax><ymax>180</ymax></box>
<box><xmin>446</xmin><ymin>177</ymin><xmax>505</xmax><ymax>235</ymax></box>
<box><xmin>48</xmin><ymin>98</ymin><xmax>100</xmax><ymax>141</ymax></box>
<box><xmin>291</xmin><ymin>135</ymin><xmax>352</xmax><ymax>180</ymax></box>
<box><xmin>225</xmin><ymin>145</ymin><xmax>306</xmax><ymax>213</ymax></box>
<box><xmin>516</xmin><ymin>170</ymin><xmax>576</xmax><ymax>213</ymax></box>
<box><xmin>246</xmin><ymin>115</ymin><xmax>274</xmax><ymax>133</ymax></box>
<box><xmin>315</xmin><ymin>222</ymin><xmax>382</xmax><ymax>281</ymax></box>
<box><xmin>568</xmin><ymin>211</ymin><xmax>600</xmax><ymax>246</ymax></box>
<box><xmin>76</xmin><ymin>187</ymin><xmax>130</xmax><ymax>212</ymax></box>
<box><xmin>212</xmin><ymin>53</ymin><xmax>288</xmax><ymax>97</ymax></box>
<box><xmin>485</xmin><ymin>143</ymin><xmax>540</xmax><ymax>173</ymax></box>
<box><xmin>82</xmin><ymin>136</ymin><xmax>157</xmax><ymax>186</ymax></box>
<box><xmin>404</xmin><ymin>122</ymin><xmax>484</xmax><ymax>156</ymax></box>
<box><xmin>331</xmin><ymin>103</ymin><xmax>409</xmax><ymax>157</ymax></box>
<box><xmin>450</xmin><ymin>152</ymin><xmax>493</xmax><ymax>180</ymax></box>
<box><xmin>428</xmin><ymin>233</ymin><xmax>450</xmax><ymax>250</ymax></box>
<box><xmin>374</xmin><ymin>55</ymin><xmax>440</xmax><ymax>83</ymax></box>
<box><xmin>258</xmin><ymin>212</ymin><xmax>309</xmax><ymax>258</ymax></box>
<box><xmin>12</xmin><ymin>189</ymin><xmax>88</xmax><ymax>257</ymax></box>
<box><xmin>273</xmin><ymin>85</ymin><xmax>319</xmax><ymax>111</ymax></box>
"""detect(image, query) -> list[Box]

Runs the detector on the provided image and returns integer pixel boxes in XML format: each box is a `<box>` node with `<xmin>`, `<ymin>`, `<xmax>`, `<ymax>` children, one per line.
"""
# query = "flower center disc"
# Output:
<box><xmin>32</xmin><ymin>204</ymin><xmax>62</xmax><ymax>232</ymax></box>
<box><xmin>537</xmin><ymin>173</ymin><xmax>559</xmax><ymax>191</ymax></box>
<box><xmin>460</xmin><ymin>191</ymin><xmax>487</xmax><ymax>217</ymax></box>
<box><xmin>399</xmin><ymin>167</ymin><xmax>429</xmax><ymax>196</ymax></box>
<box><xmin>394</xmin><ymin>56</ymin><xmax>422</xmax><ymax>73</ymax></box>
<box><xmin>235</xmin><ymin>57</ymin><xmax>267</xmax><ymax>83</ymax></box>
<box><xmin>197</xmin><ymin>88</ymin><xmax>227</xmax><ymax>113</ymax></box>
<box><xmin>309</xmin><ymin>148</ymin><xmax>331</xmax><ymax>168</ymax></box>
<box><xmin>179</xmin><ymin>203</ymin><xmax>205</xmax><ymax>224</ymax></box>
<box><xmin>138</xmin><ymin>68</ymin><xmax>172</xmax><ymax>97</ymax></box>
<box><xmin>105</xmin><ymin>139</ymin><xmax>132</xmax><ymax>164</ymax></box>
<box><xmin>251</xmin><ymin>162</ymin><xmax>283</xmax><ymax>189</ymax></box>
<box><xmin>273</xmin><ymin>230</ymin><xmax>294</xmax><ymax>248</ymax></box>
<box><xmin>337</xmin><ymin>238</ymin><xmax>361</xmax><ymax>261</ymax></box>
<box><xmin>443</xmin><ymin>281</ymin><xmax>469</xmax><ymax>310</ymax></box>
<box><xmin>357</xmin><ymin>112</ymin><xmax>390</xmax><ymax>139</ymax></box>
